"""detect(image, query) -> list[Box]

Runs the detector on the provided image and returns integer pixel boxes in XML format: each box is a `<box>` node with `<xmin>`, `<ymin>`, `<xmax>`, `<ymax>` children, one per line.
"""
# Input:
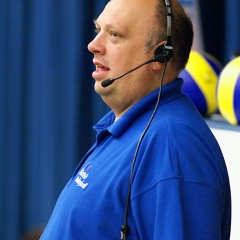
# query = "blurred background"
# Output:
<box><xmin>0</xmin><ymin>0</ymin><xmax>239</xmax><ymax>239</ymax></box>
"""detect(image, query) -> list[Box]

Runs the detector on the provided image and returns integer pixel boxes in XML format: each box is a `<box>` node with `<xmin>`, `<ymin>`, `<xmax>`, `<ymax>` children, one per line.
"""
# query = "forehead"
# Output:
<box><xmin>96</xmin><ymin>0</ymin><xmax>155</xmax><ymax>31</ymax></box>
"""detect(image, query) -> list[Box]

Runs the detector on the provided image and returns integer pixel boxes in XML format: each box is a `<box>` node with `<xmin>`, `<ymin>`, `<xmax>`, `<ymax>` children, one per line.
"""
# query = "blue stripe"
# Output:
<box><xmin>179</xmin><ymin>70</ymin><xmax>207</xmax><ymax>116</ymax></box>
<box><xmin>204</xmin><ymin>57</ymin><xmax>222</xmax><ymax>76</ymax></box>
<box><xmin>233</xmin><ymin>73</ymin><xmax>240</xmax><ymax>124</ymax></box>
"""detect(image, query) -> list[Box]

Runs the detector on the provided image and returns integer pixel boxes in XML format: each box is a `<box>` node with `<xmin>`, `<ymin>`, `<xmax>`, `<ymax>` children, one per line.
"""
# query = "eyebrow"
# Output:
<box><xmin>93</xmin><ymin>19</ymin><xmax>111</xmax><ymax>29</ymax></box>
<box><xmin>93</xmin><ymin>18</ymin><xmax>124</xmax><ymax>31</ymax></box>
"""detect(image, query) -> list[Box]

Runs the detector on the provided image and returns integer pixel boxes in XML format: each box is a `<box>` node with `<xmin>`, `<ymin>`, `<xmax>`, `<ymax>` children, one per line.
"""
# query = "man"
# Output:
<box><xmin>41</xmin><ymin>0</ymin><xmax>231</xmax><ymax>239</ymax></box>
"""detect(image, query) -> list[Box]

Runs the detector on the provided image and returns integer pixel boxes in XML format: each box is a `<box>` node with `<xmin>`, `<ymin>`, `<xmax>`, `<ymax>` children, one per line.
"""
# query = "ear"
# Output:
<box><xmin>153</xmin><ymin>43</ymin><xmax>173</xmax><ymax>62</ymax></box>
<box><xmin>152</xmin><ymin>61</ymin><xmax>163</xmax><ymax>71</ymax></box>
<box><xmin>152</xmin><ymin>43</ymin><xmax>173</xmax><ymax>71</ymax></box>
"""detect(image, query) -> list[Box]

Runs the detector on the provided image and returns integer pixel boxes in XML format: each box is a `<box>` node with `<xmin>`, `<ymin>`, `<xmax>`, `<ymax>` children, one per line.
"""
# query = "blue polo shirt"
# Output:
<box><xmin>41</xmin><ymin>78</ymin><xmax>231</xmax><ymax>240</ymax></box>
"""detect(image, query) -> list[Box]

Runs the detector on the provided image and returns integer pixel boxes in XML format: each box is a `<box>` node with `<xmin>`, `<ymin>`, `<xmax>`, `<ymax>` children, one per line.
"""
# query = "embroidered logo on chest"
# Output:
<box><xmin>75</xmin><ymin>162</ymin><xmax>92</xmax><ymax>189</ymax></box>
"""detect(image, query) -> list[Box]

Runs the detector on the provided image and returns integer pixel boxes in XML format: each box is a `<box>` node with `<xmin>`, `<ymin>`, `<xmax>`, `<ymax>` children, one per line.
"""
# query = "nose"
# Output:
<box><xmin>87</xmin><ymin>34</ymin><xmax>106</xmax><ymax>55</ymax></box>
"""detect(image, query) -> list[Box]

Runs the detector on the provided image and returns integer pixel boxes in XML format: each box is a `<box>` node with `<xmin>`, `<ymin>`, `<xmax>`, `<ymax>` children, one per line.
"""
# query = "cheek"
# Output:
<box><xmin>110</xmin><ymin>53</ymin><xmax>130</xmax><ymax>76</ymax></box>
<box><xmin>107</xmin><ymin>42</ymin><xmax>148</xmax><ymax>77</ymax></box>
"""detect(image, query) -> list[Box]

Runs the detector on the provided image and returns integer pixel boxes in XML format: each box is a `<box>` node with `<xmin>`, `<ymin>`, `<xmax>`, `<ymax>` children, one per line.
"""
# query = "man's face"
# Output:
<box><xmin>88</xmin><ymin>0</ymin><xmax>159</xmax><ymax>116</ymax></box>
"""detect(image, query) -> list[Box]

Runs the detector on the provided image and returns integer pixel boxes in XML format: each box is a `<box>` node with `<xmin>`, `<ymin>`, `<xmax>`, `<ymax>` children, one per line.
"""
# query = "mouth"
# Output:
<box><xmin>95</xmin><ymin>63</ymin><xmax>110</xmax><ymax>72</ymax></box>
<box><xmin>92</xmin><ymin>60</ymin><xmax>110</xmax><ymax>80</ymax></box>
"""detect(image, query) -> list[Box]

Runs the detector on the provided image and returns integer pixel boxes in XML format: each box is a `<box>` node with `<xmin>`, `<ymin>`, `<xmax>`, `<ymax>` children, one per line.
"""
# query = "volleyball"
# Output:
<box><xmin>179</xmin><ymin>50</ymin><xmax>222</xmax><ymax>116</ymax></box>
<box><xmin>217</xmin><ymin>56</ymin><xmax>240</xmax><ymax>125</ymax></box>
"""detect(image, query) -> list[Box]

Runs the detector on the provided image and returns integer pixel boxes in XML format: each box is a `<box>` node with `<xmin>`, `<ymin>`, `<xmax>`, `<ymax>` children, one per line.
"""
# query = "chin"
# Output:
<box><xmin>94</xmin><ymin>82</ymin><xmax>115</xmax><ymax>102</ymax></box>
<box><xmin>94</xmin><ymin>81</ymin><xmax>110</xmax><ymax>96</ymax></box>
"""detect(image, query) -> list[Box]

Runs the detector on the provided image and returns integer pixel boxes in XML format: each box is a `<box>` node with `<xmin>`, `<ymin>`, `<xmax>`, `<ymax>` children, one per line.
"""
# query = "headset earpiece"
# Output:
<box><xmin>153</xmin><ymin>43</ymin><xmax>173</xmax><ymax>63</ymax></box>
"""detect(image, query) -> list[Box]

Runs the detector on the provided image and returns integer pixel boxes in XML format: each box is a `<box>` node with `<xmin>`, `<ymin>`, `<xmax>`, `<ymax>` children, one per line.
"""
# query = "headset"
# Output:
<box><xmin>120</xmin><ymin>1</ymin><xmax>173</xmax><ymax>239</ymax></box>
<box><xmin>153</xmin><ymin>0</ymin><xmax>173</xmax><ymax>63</ymax></box>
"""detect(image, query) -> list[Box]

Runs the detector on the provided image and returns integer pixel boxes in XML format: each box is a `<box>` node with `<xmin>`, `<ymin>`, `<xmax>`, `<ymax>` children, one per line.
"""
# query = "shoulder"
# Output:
<box><xmin>133</xmin><ymin>98</ymin><xmax>226</xmax><ymax>193</ymax></box>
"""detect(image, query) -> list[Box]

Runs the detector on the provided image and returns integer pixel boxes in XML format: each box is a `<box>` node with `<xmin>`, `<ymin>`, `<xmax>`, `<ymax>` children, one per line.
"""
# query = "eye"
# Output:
<box><xmin>109</xmin><ymin>31</ymin><xmax>119</xmax><ymax>38</ymax></box>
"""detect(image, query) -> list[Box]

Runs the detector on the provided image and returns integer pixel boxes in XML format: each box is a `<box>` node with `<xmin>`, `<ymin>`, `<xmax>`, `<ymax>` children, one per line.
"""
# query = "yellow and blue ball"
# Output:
<box><xmin>179</xmin><ymin>50</ymin><xmax>222</xmax><ymax>116</ymax></box>
<box><xmin>217</xmin><ymin>56</ymin><xmax>240</xmax><ymax>125</ymax></box>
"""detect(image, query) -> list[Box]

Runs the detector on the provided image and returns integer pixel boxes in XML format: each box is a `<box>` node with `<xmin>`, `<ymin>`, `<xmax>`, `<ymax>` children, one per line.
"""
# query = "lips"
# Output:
<box><xmin>92</xmin><ymin>60</ymin><xmax>110</xmax><ymax>79</ymax></box>
<box><xmin>96</xmin><ymin>64</ymin><xmax>110</xmax><ymax>72</ymax></box>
